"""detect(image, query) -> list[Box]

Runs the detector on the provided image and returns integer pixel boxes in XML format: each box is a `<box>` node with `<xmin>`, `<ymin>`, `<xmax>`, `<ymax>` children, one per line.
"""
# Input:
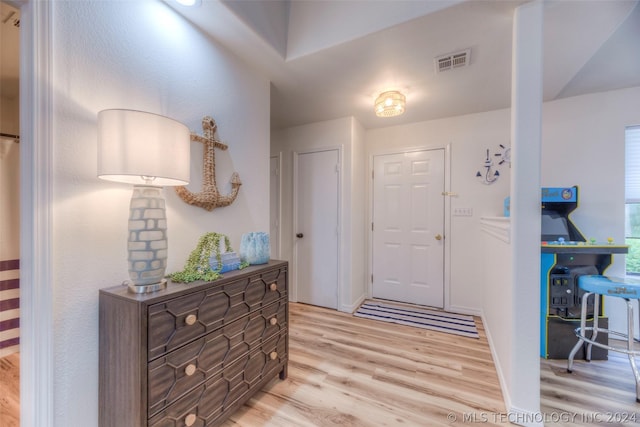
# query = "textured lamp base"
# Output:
<box><xmin>127</xmin><ymin>185</ymin><xmax>168</xmax><ymax>293</ymax></box>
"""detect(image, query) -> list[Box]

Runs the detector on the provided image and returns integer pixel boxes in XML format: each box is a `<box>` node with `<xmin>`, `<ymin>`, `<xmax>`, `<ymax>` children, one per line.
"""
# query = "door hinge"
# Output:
<box><xmin>335</xmin><ymin>164</ymin><xmax>340</xmax><ymax>173</ymax></box>
<box><xmin>371</xmin><ymin>274</ymin><xmax>373</xmax><ymax>283</ymax></box>
<box><xmin>372</xmin><ymin>170</ymin><xmax>374</xmax><ymax>179</ymax></box>
<box><xmin>371</xmin><ymin>222</ymin><xmax>374</xmax><ymax>231</ymax></box>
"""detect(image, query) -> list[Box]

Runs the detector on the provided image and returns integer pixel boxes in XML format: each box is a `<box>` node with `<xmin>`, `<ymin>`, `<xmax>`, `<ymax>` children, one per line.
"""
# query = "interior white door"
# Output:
<box><xmin>295</xmin><ymin>149</ymin><xmax>339</xmax><ymax>309</ymax></box>
<box><xmin>372</xmin><ymin>149</ymin><xmax>445</xmax><ymax>307</ymax></box>
<box><xmin>269</xmin><ymin>155</ymin><xmax>280</xmax><ymax>259</ymax></box>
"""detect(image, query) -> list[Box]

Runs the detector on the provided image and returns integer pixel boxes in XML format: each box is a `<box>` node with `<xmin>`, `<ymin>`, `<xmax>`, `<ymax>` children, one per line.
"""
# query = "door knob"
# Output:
<box><xmin>435</xmin><ymin>234</ymin><xmax>442</xmax><ymax>241</ymax></box>
<box><xmin>296</xmin><ymin>233</ymin><xmax>304</xmax><ymax>238</ymax></box>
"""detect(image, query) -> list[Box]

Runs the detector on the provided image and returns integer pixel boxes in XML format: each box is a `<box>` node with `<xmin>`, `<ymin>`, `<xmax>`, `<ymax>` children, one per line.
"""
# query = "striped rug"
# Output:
<box><xmin>354</xmin><ymin>300</ymin><xmax>479</xmax><ymax>339</ymax></box>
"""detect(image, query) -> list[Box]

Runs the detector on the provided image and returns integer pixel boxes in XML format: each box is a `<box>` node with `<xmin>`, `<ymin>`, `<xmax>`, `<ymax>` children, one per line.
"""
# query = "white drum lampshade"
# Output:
<box><xmin>97</xmin><ymin>109</ymin><xmax>190</xmax><ymax>293</ymax></box>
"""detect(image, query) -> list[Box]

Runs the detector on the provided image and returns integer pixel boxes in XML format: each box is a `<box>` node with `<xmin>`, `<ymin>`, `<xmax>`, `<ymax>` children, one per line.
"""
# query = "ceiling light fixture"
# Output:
<box><xmin>374</xmin><ymin>90</ymin><xmax>406</xmax><ymax>118</ymax></box>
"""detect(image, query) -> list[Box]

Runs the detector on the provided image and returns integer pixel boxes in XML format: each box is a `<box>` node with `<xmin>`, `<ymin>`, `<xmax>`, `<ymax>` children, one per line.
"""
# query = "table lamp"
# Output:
<box><xmin>97</xmin><ymin>109</ymin><xmax>190</xmax><ymax>293</ymax></box>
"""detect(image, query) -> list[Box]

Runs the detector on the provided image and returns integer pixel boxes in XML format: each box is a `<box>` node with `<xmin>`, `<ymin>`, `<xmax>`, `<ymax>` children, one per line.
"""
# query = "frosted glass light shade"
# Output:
<box><xmin>374</xmin><ymin>91</ymin><xmax>406</xmax><ymax>118</ymax></box>
<box><xmin>97</xmin><ymin>109</ymin><xmax>190</xmax><ymax>186</ymax></box>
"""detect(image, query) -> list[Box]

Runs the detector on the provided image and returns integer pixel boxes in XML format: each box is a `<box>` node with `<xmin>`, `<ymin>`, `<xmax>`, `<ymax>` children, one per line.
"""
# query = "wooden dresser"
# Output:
<box><xmin>99</xmin><ymin>260</ymin><xmax>288</xmax><ymax>427</ymax></box>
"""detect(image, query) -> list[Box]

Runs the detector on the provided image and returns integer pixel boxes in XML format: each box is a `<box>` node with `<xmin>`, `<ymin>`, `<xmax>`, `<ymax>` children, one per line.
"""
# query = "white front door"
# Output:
<box><xmin>372</xmin><ymin>149</ymin><xmax>445</xmax><ymax>307</ymax></box>
<box><xmin>295</xmin><ymin>149</ymin><xmax>339</xmax><ymax>309</ymax></box>
<box><xmin>269</xmin><ymin>155</ymin><xmax>280</xmax><ymax>259</ymax></box>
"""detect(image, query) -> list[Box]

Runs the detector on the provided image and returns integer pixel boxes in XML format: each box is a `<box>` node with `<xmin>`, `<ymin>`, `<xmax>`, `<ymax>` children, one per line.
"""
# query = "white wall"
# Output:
<box><xmin>271</xmin><ymin>116</ymin><xmax>366</xmax><ymax>311</ymax></box>
<box><xmin>363</xmin><ymin>86</ymin><xmax>640</xmax><ymax>315</ymax></box>
<box><xmin>506</xmin><ymin>3</ymin><xmax>543</xmax><ymax>420</ymax></box>
<box><xmin>542</xmin><ymin>86</ymin><xmax>640</xmax><ymax>334</ymax></box>
<box><xmin>366</xmin><ymin>109</ymin><xmax>511</xmax><ymax>314</ymax></box>
<box><xmin>350</xmin><ymin>119</ymin><xmax>367</xmax><ymax>304</ymax></box>
<box><xmin>542</xmin><ymin>87</ymin><xmax>640</xmax><ymax>258</ymax></box>
<box><xmin>364</xmin><ymin>85</ymin><xmax>640</xmax><ymax>423</ymax></box>
<box><xmin>481</xmin><ymin>223</ymin><xmax>512</xmax><ymax>412</ymax></box>
<box><xmin>28</xmin><ymin>0</ymin><xmax>640</xmax><ymax>423</ymax></box>
<box><xmin>51</xmin><ymin>1</ymin><xmax>270</xmax><ymax>425</ymax></box>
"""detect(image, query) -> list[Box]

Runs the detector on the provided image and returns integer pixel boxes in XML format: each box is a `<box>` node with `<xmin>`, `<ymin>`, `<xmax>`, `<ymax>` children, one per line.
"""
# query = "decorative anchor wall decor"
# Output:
<box><xmin>175</xmin><ymin>116</ymin><xmax>242</xmax><ymax>211</ymax></box>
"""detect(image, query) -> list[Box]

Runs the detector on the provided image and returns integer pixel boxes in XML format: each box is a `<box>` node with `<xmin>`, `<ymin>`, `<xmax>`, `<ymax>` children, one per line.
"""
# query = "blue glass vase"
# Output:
<box><xmin>240</xmin><ymin>232</ymin><xmax>270</xmax><ymax>265</ymax></box>
<box><xmin>209</xmin><ymin>252</ymin><xmax>241</xmax><ymax>273</ymax></box>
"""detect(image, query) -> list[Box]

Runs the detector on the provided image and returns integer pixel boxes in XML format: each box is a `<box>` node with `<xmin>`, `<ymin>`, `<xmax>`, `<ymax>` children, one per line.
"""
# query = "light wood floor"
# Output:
<box><xmin>541</xmin><ymin>345</ymin><xmax>640</xmax><ymax>427</ymax></box>
<box><xmin>0</xmin><ymin>352</ymin><xmax>19</xmax><ymax>427</ymax></box>
<box><xmin>3</xmin><ymin>303</ymin><xmax>639</xmax><ymax>426</ymax></box>
<box><xmin>223</xmin><ymin>302</ymin><xmax>511</xmax><ymax>426</ymax></box>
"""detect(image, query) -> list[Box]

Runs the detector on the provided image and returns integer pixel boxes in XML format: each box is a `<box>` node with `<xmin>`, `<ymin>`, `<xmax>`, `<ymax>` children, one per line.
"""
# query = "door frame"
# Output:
<box><xmin>367</xmin><ymin>144</ymin><xmax>452</xmax><ymax>310</ymax></box>
<box><xmin>292</xmin><ymin>146</ymin><xmax>343</xmax><ymax>308</ymax></box>
<box><xmin>270</xmin><ymin>153</ymin><xmax>282</xmax><ymax>260</ymax></box>
<box><xmin>20</xmin><ymin>0</ymin><xmax>55</xmax><ymax>425</ymax></box>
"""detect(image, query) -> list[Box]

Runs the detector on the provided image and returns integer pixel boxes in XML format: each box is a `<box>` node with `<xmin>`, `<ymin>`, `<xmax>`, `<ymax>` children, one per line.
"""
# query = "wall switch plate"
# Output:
<box><xmin>453</xmin><ymin>207</ymin><xmax>473</xmax><ymax>216</ymax></box>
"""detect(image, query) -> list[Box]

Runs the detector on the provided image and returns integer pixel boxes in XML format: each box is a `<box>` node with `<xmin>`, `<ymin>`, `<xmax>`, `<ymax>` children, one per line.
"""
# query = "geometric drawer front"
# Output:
<box><xmin>148</xmin><ymin>330</ymin><xmax>287</xmax><ymax>427</ymax></box>
<box><xmin>99</xmin><ymin>260</ymin><xmax>288</xmax><ymax>427</ymax></box>
<box><xmin>147</xmin><ymin>299</ymin><xmax>287</xmax><ymax>415</ymax></box>
<box><xmin>148</xmin><ymin>267</ymin><xmax>287</xmax><ymax>360</ymax></box>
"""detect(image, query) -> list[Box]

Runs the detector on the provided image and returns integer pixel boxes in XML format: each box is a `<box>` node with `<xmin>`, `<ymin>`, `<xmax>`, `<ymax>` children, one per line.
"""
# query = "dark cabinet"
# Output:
<box><xmin>99</xmin><ymin>261</ymin><xmax>288</xmax><ymax>426</ymax></box>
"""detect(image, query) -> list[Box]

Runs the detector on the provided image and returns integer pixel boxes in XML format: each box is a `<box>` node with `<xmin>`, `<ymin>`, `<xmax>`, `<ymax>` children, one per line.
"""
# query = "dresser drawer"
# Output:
<box><xmin>147</xmin><ymin>299</ymin><xmax>287</xmax><ymax>416</ymax></box>
<box><xmin>148</xmin><ymin>267</ymin><xmax>287</xmax><ymax>360</ymax></box>
<box><xmin>148</xmin><ymin>330</ymin><xmax>287</xmax><ymax>427</ymax></box>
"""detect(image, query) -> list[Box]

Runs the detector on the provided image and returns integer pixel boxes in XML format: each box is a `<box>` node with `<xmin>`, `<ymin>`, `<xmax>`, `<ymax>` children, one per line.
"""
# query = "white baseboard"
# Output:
<box><xmin>447</xmin><ymin>304</ymin><xmax>482</xmax><ymax>317</ymax></box>
<box><xmin>481</xmin><ymin>312</ymin><xmax>543</xmax><ymax>427</ymax></box>
<box><xmin>341</xmin><ymin>294</ymin><xmax>366</xmax><ymax>313</ymax></box>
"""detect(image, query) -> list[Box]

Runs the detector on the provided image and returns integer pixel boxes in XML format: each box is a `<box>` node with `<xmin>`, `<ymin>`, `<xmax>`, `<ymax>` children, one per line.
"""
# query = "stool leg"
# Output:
<box><xmin>587</xmin><ymin>292</ymin><xmax>600</xmax><ymax>362</ymax></box>
<box><xmin>568</xmin><ymin>292</ymin><xmax>591</xmax><ymax>373</ymax></box>
<box><xmin>626</xmin><ymin>299</ymin><xmax>640</xmax><ymax>402</ymax></box>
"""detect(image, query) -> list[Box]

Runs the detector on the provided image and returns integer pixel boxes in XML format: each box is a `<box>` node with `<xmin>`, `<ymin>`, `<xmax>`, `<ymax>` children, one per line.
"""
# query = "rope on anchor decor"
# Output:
<box><xmin>175</xmin><ymin>116</ymin><xmax>242</xmax><ymax>210</ymax></box>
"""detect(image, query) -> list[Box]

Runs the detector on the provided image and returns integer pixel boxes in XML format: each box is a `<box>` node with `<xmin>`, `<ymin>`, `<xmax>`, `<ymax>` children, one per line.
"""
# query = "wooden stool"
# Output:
<box><xmin>567</xmin><ymin>275</ymin><xmax>640</xmax><ymax>402</ymax></box>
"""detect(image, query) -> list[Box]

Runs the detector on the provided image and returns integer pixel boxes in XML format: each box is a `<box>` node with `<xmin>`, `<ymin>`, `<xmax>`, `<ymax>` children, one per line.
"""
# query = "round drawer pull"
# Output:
<box><xmin>269</xmin><ymin>282</ymin><xmax>277</xmax><ymax>291</ymax></box>
<box><xmin>185</xmin><ymin>363</ymin><xmax>196</xmax><ymax>376</ymax></box>
<box><xmin>269</xmin><ymin>317</ymin><xmax>278</xmax><ymax>326</ymax></box>
<box><xmin>185</xmin><ymin>314</ymin><xmax>197</xmax><ymax>326</ymax></box>
<box><xmin>269</xmin><ymin>351</ymin><xmax>278</xmax><ymax>360</ymax></box>
<box><xmin>185</xmin><ymin>413</ymin><xmax>197</xmax><ymax>426</ymax></box>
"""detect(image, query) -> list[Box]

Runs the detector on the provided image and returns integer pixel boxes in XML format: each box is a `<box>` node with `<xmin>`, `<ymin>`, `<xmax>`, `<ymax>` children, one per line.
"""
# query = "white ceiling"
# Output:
<box><xmin>3</xmin><ymin>1</ymin><xmax>639</xmax><ymax>131</ymax></box>
<box><xmin>168</xmin><ymin>0</ymin><xmax>640</xmax><ymax>130</ymax></box>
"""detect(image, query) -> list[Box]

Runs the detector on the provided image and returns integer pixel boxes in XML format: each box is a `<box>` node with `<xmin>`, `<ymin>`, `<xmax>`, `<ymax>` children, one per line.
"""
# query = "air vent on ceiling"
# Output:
<box><xmin>435</xmin><ymin>49</ymin><xmax>470</xmax><ymax>73</ymax></box>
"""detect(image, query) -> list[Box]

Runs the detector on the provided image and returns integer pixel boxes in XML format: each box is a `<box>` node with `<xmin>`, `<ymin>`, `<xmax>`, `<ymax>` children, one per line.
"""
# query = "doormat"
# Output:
<box><xmin>354</xmin><ymin>301</ymin><xmax>479</xmax><ymax>339</ymax></box>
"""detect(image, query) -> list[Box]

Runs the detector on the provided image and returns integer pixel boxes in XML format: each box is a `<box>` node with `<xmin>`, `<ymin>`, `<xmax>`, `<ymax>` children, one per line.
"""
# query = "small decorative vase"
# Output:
<box><xmin>240</xmin><ymin>232</ymin><xmax>270</xmax><ymax>265</ymax></box>
<box><xmin>209</xmin><ymin>251</ymin><xmax>241</xmax><ymax>273</ymax></box>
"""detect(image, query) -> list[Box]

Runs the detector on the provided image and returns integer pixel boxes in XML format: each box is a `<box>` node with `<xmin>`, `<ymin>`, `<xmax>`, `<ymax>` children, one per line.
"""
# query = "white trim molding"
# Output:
<box><xmin>20</xmin><ymin>0</ymin><xmax>54</xmax><ymax>426</ymax></box>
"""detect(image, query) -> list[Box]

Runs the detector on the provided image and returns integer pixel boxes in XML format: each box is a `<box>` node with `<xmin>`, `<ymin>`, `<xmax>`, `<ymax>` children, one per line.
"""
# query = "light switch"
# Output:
<box><xmin>453</xmin><ymin>207</ymin><xmax>473</xmax><ymax>216</ymax></box>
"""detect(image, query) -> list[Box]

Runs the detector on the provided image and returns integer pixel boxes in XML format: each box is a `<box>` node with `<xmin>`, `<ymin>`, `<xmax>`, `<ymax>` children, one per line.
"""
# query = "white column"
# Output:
<box><xmin>20</xmin><ymin>0</ymin><xmax>55</xmax><ymax>426</ymax></box>
<box><xmin>510</xmin><ymin>0</ymin><xmax>543</xmax><ymax>423</ymax></box>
